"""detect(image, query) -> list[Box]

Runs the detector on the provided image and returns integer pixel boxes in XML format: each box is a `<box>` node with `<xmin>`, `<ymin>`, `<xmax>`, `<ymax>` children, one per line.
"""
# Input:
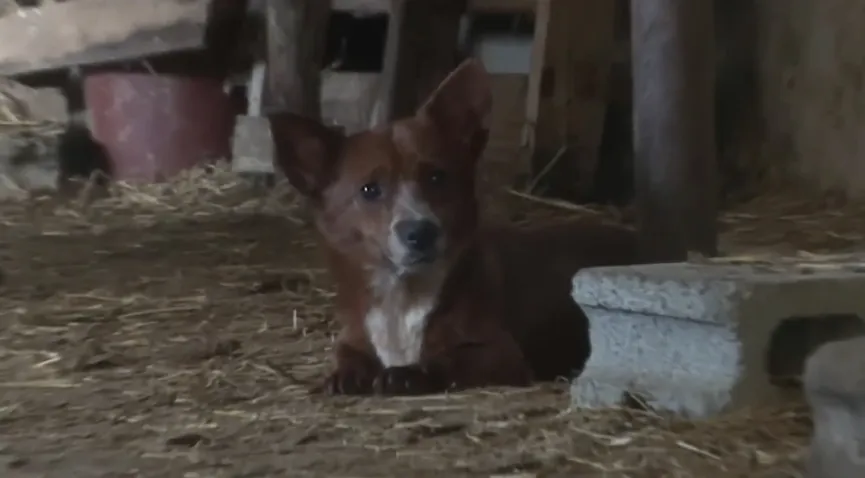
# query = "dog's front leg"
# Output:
<box><xmin>372</xmin><ymin>364</ymin><xmax>448</xmax><ymax>396</ymax></box>
<box><xmin>429</xmin><ymin>329</ymin><xmax>534</xmax><ymax>391</ymax></box>
<box><xmin>371</xmin><ymin>325</ymin><xmax>533</xmax><ymax>396</ymax></box>
<box><xmin>320</xmin><ymin>330</ymin><xmax>383</xmax><ymax>395</ymax></box>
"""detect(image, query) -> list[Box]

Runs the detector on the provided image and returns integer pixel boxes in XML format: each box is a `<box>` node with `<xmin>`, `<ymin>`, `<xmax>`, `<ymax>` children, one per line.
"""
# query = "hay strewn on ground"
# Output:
<box><xmin>4</xmin><ymin>162</ymin><xmax>861</xmax><ymax>477</ymax></box>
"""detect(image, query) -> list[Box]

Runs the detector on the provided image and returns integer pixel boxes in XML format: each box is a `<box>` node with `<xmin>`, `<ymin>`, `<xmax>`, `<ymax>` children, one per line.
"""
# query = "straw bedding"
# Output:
<box><xmin>2</xmin><ymin>159</ymin><xmax>859</xmax><ymax>477</ymax></box>
<box><xmin>0</xmin><ymin>1</ymin><xmax>853</xmax><ymax>475</ymax></box>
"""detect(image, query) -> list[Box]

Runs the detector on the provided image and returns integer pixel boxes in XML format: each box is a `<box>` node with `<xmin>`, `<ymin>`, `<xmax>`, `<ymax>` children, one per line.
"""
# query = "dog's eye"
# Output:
<box><xmin>360</xmin><ymin>182</ymin><xmax>382</xmax><ymax>201</ymax></box>
<box><xmin>428</xmin><ymin>169</ymin><xmax>447</xmax><ymax>186</ymax></box>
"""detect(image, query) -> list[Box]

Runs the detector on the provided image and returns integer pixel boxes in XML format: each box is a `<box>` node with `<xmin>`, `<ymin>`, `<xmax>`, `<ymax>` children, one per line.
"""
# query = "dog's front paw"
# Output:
<box><xmin>373</xmin><ymin>365</ymin><xmax>446</xmax><ymax>396</ymax></box>
<box><xmin>321</xmin><ymin>367</ymin><xmax>376</xmax><ymax>395</ymax></box>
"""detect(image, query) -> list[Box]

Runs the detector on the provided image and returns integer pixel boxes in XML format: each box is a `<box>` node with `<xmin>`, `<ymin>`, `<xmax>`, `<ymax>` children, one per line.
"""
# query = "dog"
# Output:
<box><xmin>269</xmin><ymin>59</ymin><xmax>642</xmax><ymax>396</ymax></box>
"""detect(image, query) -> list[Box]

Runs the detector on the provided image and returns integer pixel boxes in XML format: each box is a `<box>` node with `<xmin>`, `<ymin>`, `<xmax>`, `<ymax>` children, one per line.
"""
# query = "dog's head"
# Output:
<box><xmin>270</xmin><ymin>59</ymin><xmax>492</xmax><ymax>278</ymax></box>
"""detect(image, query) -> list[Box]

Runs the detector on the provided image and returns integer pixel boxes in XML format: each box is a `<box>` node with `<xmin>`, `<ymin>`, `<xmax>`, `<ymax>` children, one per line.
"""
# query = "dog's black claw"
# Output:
<box><xmin>373</xmin><ymin>365</ymin><xmax>445</xmax><ymax>396</ymax></box>
<box><xmin>321</xmin><ymin>369</ymin><xmax>375</xmax><ymax>395</ymax></box>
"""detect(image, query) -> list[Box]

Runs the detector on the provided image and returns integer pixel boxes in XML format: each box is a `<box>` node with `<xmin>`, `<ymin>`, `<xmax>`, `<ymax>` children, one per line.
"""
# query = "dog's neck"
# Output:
<box><xmin>369</xmin><ymin>266</ymin><xmax>446</xmax><ymax>299</ymax></box>
<box><xmin>326</xmin><ymin>242</ymin><xmax>476</xmax><ymax>368</ymax></box>
<box><xmin>361</xmin><ymin>264</ymin><xmax>449</xmax><ymax>367</ymax></box>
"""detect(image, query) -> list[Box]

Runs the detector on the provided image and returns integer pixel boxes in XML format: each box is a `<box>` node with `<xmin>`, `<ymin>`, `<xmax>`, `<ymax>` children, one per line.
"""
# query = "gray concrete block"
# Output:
<box><xmin>805</xmin><ymin>336</ymin><xmax>865</xmax><ymax>478</ymax></box>
<box><xmin>571</xmin><ymin>258</ymin><xmax>865</xmax><ymax>418</ymax></box>
<box><xmin>0</xmin><ymin>127</ymin><xmax>62</xmax><ymax>199</ymax></box>
<box><xmin>0</xmin><ymin>82</ymin><xmax>73</xmax><ymax>198</ymax></box>
<box><xmin>0</xmin><ymin>80</ymin><xmax>68</xmax><ymax>123</ymax></box>
<box><xmin>321</xmin><ymin>71</ymin><xmax>378</xmax><ymax>134</ymax></box>
<box><xmin>231</xmin><ymin>115</ymin><xmax>275</xmax><ymax>175</ymax></box>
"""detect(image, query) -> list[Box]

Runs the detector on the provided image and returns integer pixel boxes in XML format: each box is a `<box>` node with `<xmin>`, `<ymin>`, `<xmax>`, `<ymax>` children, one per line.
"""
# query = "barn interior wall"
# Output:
<box><xmin>757</xmin><ymin>0</ymin><xmax>865</xmax><ymax>198</ymax></box>
<box><xmin>465</xmin><ymin>0</ymin><xmax>865</xmax><ymax>203</ymax></box>
<box><xmin>466</xmin><ymin>13</ymin><xmax>533</xmax><ymax>191</ymax></box>
<box><xmin>322</xmin><ymin>10</ymin><xmax>535</xmax><ymax>190</ymax></box>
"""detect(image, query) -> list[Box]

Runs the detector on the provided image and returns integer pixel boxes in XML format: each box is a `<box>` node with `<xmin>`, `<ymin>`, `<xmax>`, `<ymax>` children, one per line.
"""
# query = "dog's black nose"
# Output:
<box><xmin>395</xmin><ymin>219</ymin><xmax>440</xmax><ymax>254</ymax></box>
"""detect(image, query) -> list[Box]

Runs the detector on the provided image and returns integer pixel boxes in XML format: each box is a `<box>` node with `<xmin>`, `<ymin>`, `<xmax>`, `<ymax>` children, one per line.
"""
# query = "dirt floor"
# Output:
<box><xmin>4</xmin><ymin>165</ymin><xmax>862</xmax><ymax>477</ymax></box>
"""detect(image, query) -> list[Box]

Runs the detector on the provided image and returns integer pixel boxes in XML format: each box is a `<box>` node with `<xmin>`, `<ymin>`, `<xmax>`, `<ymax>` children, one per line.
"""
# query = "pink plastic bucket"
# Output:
<box><xmin>84</xmin><ymin>72</ymin><xmax>235</xmax><ymax>182</ymax></box>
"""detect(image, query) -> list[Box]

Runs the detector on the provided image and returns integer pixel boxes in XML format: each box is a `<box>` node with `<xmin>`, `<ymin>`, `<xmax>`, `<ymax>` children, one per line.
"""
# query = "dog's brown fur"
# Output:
<box><xmin>269</xmin><ymin>59</ymin><xmax>642</xmax><ymax>396</ymax></box>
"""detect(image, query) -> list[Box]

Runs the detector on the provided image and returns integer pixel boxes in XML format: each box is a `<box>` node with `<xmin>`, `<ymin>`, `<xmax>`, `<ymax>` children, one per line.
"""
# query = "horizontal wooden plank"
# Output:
<box><xmin>332</xmin><ymin>0</ymin><xmax>536</xmax><ymax>14</ymax></box>
<box><xmin>470</xmin><ymin>0</ymin><xmax>537</xmax><ymax>12</ymax></box>
<box><xmin>331</xmin><ymin>0</ymin><xmax>389</xmax><ymax>15</ymax></box>
<box><xmin>0</xmin><ymin>0</ymin><xmax>215</xmax><ymax>77</ymax></box>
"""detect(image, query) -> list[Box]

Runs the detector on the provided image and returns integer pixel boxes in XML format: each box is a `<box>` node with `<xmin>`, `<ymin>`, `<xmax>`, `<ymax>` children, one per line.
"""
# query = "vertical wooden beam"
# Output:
<box><xmin>370</xmin><ymin>0</ymin><xmax>466</xmax><ymax>127</ymax></box>
<box><xmin>631</xmin><ymin>0</ymin><xmax>718</xmax><ymax>261</ymax></box>
<box><xmin>523</xmin><ymin>0</ymin><xmax>617</xmax><ymax>200</ymax></box>
<box><xmin>264</xmin><ymin>0</ymin><xmax>331</xmax><ymax>117</ymax></box>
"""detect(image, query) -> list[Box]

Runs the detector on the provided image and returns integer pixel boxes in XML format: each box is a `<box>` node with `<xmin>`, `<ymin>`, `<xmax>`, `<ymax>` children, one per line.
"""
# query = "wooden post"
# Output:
<box><xmin>369</xmin><ymin>0</ymin><xmax>466</xmax><ymax>127</ymax></box>
<box><xmin>523</xmin><ymin>0</ymin><xmax>617</xmax><ymax>200</ymax></box>
<box><xmin>631</xmin><ymin>0</ymin><xmax>718</xmax><ymax>262</ymax></box>
<box><xmin>264</xmin><ymin>0</ymin><xmax>330</xmax><ymax>117</ymax></box>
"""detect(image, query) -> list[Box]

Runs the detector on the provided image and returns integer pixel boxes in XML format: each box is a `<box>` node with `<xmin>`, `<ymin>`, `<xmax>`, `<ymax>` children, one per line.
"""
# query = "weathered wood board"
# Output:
<box><xmin>523</xmin><ymin>0</ymin><xmax>617</xmax><ymax>199</ymax></box>
<box><xmin>0</xmin><ymin>0</ymin><xmax>216</xmax><ymax>77</ymax></box>
<box><xmin>369</xmin><ymin>0</ymin><xmax>466</xmax><ymax>127</ymax></box>
<box><xmin>333</xmin><ymin>0</ymin><xmax>536</xmax><ymax>14</ymax></box>
<box><xmin>263</xmin><ymin>0</ymin><xmax>329</xmax><ymax>115</ymax></box>
<box><xmin>631</xmin><ymin>0</ymin><xmax>717</xmax><ymax>260</ymax></box>
<box><xmin>232</xmin><ymin>71</ymin><xmax>379</xmax><ymax>175</ymax></box>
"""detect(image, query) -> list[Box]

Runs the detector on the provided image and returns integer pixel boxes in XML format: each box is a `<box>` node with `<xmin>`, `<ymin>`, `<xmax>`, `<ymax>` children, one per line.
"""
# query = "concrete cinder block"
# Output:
<box><xmin>0</xmin><ymin>127</ymin><xmax>62</xmax><ymax>199</ymax></box>
<box><xmin>321</xmin><ymin>71</ymin><xmax>378</xmax><ymax>135</ymax></box>
<box><xmin>805</xmin><ymin>336</ymin><xmax>865</xmax><ymax>478</ymax></box>
<box><xmin>231</xmin><ymin>115</ymin><xmax>275</xmax><ymax>175</ymax></box>
<box><xmin>0</xmin><ymin>81</ymin><xmax>68</xmax><ymax>123</ymax></box>
<box><xmin>571</xmin><ymin>259</ymin><xmax>865</xmax><ymax>418</ymax></box>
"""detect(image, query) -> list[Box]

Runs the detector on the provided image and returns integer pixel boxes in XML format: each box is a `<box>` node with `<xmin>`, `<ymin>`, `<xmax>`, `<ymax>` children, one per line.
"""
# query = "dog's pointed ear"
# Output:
<box><xmin>416</xmin><ymin>58</ymin><xmax>492</xmax><ymax>162</ymax></box>
<box><xmin>268</xmin><ymin>113</ymin><xmax>343</xmax><ymax>198</ymax></box>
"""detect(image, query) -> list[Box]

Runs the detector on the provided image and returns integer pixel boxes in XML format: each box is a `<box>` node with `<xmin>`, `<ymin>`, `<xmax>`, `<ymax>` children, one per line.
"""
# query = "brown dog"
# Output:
<box><xmin>269</xmin><ymin>59</ymin><xmax>641</xmax><ymax>396</ymax></box>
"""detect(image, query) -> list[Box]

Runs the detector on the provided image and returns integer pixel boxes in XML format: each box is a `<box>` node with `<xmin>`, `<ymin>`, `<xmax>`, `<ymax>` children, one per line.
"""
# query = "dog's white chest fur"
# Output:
<box><xmin>365</xmin><ymin>300</ymin><xmax>435</xmax><ymax>367</ymax></box>
<box><xmin>364</xmin><ymin>275</ymin><xmax>442</xmax><ymax>368</ymax></box>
